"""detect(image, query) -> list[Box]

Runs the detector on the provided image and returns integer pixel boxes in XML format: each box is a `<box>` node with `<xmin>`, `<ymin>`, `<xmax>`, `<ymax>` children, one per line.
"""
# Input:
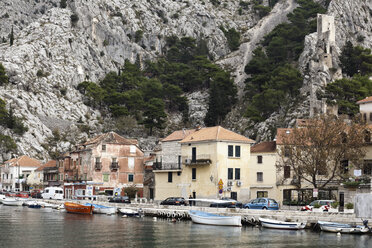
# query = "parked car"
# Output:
<box><xmin>160</xmin><ymin>197</ymin><xmax>187</xmax><ymax>206</ymax></box>
<box><xmin>300</xmin><ymin>200</ymin><xmax>335</xmax><ymax>212</ymax></box>
<box><xmin>5</xmin><ymin>192</ymin><xmax>17</xmax><ymax>197</ymax></box>
<box><xmin>16</xmin><ymin>192</ymin><xmax>30</xmax><ymax>198</ymax></box>
<box><xmin>30</xmin><ymin>190</ymin><xmax>43</xmax><ymax>199</ymax></box>
<box><xmin>108</xmin><ymin>196</ymin><xmax>131</xmax><ymax>203</ymax></box>
<box><xmin>243</xmin><ymin>198</ymin><xmax>279</xmax><ymax>210</ymax></box>
<box><xmin>210</xmin><ymin>198</ymin><xmax>243</xmax><ymax>208</ymax></box>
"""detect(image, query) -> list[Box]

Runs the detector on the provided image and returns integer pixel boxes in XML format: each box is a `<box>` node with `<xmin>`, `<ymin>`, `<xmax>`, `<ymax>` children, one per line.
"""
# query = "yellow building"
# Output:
<box><xmin>154</xmin><ymin>126</ymin><xmax>254</xmax><ymax>202</ymax></box>
<box><xmin>249</xmin><ymin>141</ymin><xmax>281</xmax><ymax>201</ymax></box>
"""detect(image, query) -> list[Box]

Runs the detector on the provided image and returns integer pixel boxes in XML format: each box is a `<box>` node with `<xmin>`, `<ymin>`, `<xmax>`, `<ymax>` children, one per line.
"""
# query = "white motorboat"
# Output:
<box><xmin>118</xmin><ymin>208</ymin><xmax>140</xmax><ymax>217</ymax></box>
<box><xmin>317</xmin><ymin>220</ymin><xmax>371</xmax><ymax>234</ymax></box>
<box><xmin>0</xmin><ymin>194</ymin><xmax>5</xmax><ymax>203</ymax></box>
<box><xmin>2</xmin><ymin>198</ymin><xmax>24</xmax><ymax>206</ymax></box>
<box><xmin>259</xmin><ymin>218</ymin><xmax>306</xmax><ymax>230</ymax></box>
<box><xmin>85</xmin><ymin>203</ymin><xmax>116</xmax><ymax>214</ymax></box>
<box><xmin>189</xmin><ymin>210</ymin><xmax>242</xmax><ymax>227</ymax></box>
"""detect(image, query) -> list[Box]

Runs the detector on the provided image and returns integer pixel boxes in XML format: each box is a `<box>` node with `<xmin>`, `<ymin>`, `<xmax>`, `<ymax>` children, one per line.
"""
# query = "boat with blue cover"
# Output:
<box><xmin>189</xmin><ymin>210</ymin><xmax>241</xmax><ymax>226</ymax></box>
<box><xmin>317</xmin><ymin>220</ymin><xmax>371</xmax><ymax>234</ymax></box>
<box><xmin>84</xmin><ymin>203</ymin><xmax>116</xmax><ymax>214</ymax></box>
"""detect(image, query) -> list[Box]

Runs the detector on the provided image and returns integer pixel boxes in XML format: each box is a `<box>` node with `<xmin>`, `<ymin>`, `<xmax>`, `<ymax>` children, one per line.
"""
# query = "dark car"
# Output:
<box><xmin>31</xmin><ymin>190</ymin><xmax>43</xmax><ymax>199</ymax></box>
<box><xmin>209</xmin><ymin>198</ymin><xmax>243</xmax><ymax>208</ymax></box>
<box><xmin>109</xmin><ymin>196</ymin><xmax>131</xmax><ymax>203</ymax></box>
<box><xmin>243</xmin><ymin>198</ymin><xmax>279</xmax><ymax>210</ymax></box>
<box><xmin>160</xmin><ymin>197</ymin><xmax>187</xmax><ymax>206</ymax></box>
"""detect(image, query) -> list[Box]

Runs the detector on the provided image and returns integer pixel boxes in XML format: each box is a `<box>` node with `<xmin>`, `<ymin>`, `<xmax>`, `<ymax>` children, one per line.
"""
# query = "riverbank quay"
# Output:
<box><xmin>40</xmin><ymin>199</ymin><xmax>370</xmax><ymax>228</ymax></box>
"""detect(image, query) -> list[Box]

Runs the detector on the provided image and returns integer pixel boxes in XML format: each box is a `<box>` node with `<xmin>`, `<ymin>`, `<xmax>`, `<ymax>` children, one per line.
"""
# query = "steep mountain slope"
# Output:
<box><xmin>0</xmin><ymin>0</ymin><xmax>371</xmax><ymax>162</ymax></box>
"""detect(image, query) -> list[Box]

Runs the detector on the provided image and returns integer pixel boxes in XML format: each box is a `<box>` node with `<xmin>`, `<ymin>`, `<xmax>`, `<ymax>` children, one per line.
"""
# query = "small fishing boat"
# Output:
<box><xmin>259</xmin><ymin>218</ymin><xmax>306</xmax><ymax>230</ymax></box>
<box><xmin>118</xmin><ymin>208</ymin><xmax>140</xmax><ymax>217</ymax></box>
<box><xmin>2</xmin><ymin>198</ymin><xmax>24</xmax><ymax>206</ymax></box>
<box><xmin>84</xmin><ymin>203</ymin><xmax>116</xmax><ymax>215</ymax></box>
<box><xmin>189</xmin><ymin>210</ymin><xmax>242</xmax><ymax>227</ymax></box>
<box><xmin>317</xmin><ymin>220</ymin><xmax>371</xmax><ymax>234</ymax></box>
<box><xmin>23</xmin><ymin>200</ymin><xmax>42</xmax><ymax>208</ymax></box>
<box><xmin>0</xmin><ymin>194</ymin><xmax>5</xmax><ymax>203</ymax></box>
<box><xmin>64</xmin><ymin>202</ymin><xmax>94</xmax><ymax>214</ymax></box>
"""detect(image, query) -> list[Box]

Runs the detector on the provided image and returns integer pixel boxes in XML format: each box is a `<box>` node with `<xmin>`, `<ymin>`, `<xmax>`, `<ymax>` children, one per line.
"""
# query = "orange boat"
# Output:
<box><xmin>64</xmin><ymin>202</ymin><xmax>94</xmax><ymax>214</ymax></box>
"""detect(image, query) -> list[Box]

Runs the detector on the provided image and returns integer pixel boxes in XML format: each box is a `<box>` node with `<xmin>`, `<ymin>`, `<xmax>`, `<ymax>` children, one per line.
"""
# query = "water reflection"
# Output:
<box><xmin>0</xmin><ymin>205</ymin><xmax>371</xmax><ymax>248</ymax></box>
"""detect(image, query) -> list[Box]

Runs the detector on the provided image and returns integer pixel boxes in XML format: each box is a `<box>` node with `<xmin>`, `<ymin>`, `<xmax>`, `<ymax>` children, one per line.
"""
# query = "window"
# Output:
<box><xmin>192</xmin><ymin>147</ymin><xmax>197</xmax><ymax>162</ymax></box>
<box><xmin>130</xmin><ymin>145</ymin><xmax>136</xmax><ymax>153</ymax></box>
<box><xmin>235</xmin><ymin>168</ymin><xmax>240</xmax><ymax>180</ymax></box>
<box><xmin>103</xmin><ymin>174</ymin><xmax>109</xmax><ymax>182</ymax></box>
<box><xmin>168</xmin><ymin>172</ymin><xmax>173</xmax><ymax>183</ymax></box>
<box><xmin>128</xmin><ymin>174</ymin><xmax>134</xmax><ymax>182</ymax></box>
<box><xmin>257</xmin><ymin>172</ymin><xmax>263</xmax><ymax>182</ymax></box>
<box><xmin>363</xmin><ymin>160</ymin><xmax>372</xmax><ymax>175</ymax></box>
<box><xmin>102</xmin><ymin>144</ymin><xmax>106</xmax><ymax>151</ymax></box>
<box><xmin>235</xmin><ymin>146</ymin><xmax>241</xmax><ymax>158</ymax></box>
<box><xmin>365</xmin><ymin>130</ymin><xmax>371</xmax><ymax>143</ymax></box>
<box><xmin>228</xmin><ymin>145</ymin><xmax>233</xmax><ymax>157</ymax></box>
<box><xmin>128</xmin><ymin>157</ymin><xmax>134</xmax><ymax>169</ymax></box>
<box><xmin>96</xmin><ymin>157</ymin><xmax>100</xmax><ymax>163</ymax></box>
<box><xmin>257</xmin><ymin>156</ymin><xmax>263</xmax><ymax>164</ymax></box>
<box><xmin>192</xmin><ymin>168</ymin><xmax>196</xmax><ymax>180</ymax></box>
<box><xmin>341</xmin><ymin>160</ymin><xmax>349</xmax><ymax>174</ymax></box>
<box><xmin>284</xmin><ymin>166</ymin><xmax>290</xmax><ymax>178</ymax></box>
<box><xmin>11</xmin><ymin>174</ymin><xmax>13</xmax><ymax>179</ymax></box>
<box><xmin>257</xmin><ymin>191</ymin><xmax>268</xmax><ymax>198</ymax></box>
<box><xmin>228</xmin><ymin>168</ymin><xmax>233</xmax><ymax>180</ymax></box>
<box><xmin>284</xmin><ymin>146</ymin><xmax>290</xmax><ymax>157</ymax></box>
<box><xmin>363</xmin><ymin>113</ymin><xmax>367</xmax><ymax>122</ymax></box>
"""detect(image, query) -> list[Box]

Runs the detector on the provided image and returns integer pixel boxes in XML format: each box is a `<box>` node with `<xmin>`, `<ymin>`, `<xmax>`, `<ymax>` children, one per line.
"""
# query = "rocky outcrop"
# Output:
<box><xmin>1</xmin><ymin>0</ymin><xmax>371</xmax><ymax>161</ymax></box>
<box><xmin>0</xmin><ymin>0</ymin><xmax>266</xmax><ymax>161</ymax></box>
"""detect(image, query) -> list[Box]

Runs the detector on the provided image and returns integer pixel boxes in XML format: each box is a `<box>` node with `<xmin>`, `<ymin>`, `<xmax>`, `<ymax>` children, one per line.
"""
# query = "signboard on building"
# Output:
<box><xmin>218</xmin><ymin>179</ymin><xmax>223</xmax><ymax>190</ymax></box>
<box><xmin>86</xmin><ymin>186</ymin><xmax>93</xmax><ymax>196</ymax></box>
<box><xmin>354</xmin><ymin>169</ymin><xmax>362</xmax><ymax>177</ymax></box>
<box><xmin>313</xmin><ymin>188</ymin><xmax>318</xmax><ymax>198</ymax></box>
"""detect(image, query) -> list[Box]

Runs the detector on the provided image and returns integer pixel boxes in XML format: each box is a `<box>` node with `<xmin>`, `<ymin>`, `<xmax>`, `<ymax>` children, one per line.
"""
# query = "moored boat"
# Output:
<box><xmin>85</xmin><ymin>203</ymin><xmax>116</xmax><ymax>215</ymax></box>
<box><xmin>0</xmin><ymin>194</ymin><xmax>5</xmax><ymax>203</ymax></box>
<box><xmin>317</xmin><ymin>220</ymin><xmax>371</xmax><ymax>234</ymax></box>
<box><xmin>259</xmin><ymin>217</ymin><xmax>306</xmax><ymax>230</ymax></box>
<box><xmin>2</xmin><ymin>198</ymin><xmax>24</xmax><ymax>206</ymax></box>
<box><xmin>189</xmin><ymin>210</ymin><xmax>242</xmax><ymax>227</ymax></box>
<box><xmin>64</xmin><ymin>202</ymin><xmax>94</xmax><ymax>214</ymax></box>
<box><xmin>118</xmin><ymin>208</ymin><xmax>140</xmax><ymax>217</ymax></box>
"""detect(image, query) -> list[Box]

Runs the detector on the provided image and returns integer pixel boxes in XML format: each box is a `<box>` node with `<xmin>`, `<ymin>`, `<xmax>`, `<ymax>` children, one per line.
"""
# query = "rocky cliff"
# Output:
<box><xmin>0</xmin><ymin>0</ymin><xmax>371</xmax><ymax>162</ymax></box>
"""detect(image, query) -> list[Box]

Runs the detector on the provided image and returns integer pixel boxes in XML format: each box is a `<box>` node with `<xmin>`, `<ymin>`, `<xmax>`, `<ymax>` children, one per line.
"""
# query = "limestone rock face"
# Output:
<box><xmin>0</xmin><ymin>0</ymin><xmax>263</xmax><ymax>161</ymax></box>
<box><xmin>0</xmin><ymin>0</ymin><xmax>371</xmax><ymax>161</ymax></box>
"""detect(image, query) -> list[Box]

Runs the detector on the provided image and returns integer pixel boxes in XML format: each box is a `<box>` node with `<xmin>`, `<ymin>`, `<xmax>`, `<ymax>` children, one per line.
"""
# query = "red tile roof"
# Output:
<box><xmin>83</xmin><ymin>132</ymin><xmax>138</xmax><ymax>146</ymax></box>
<box><xmin>357</xmin><ymin>96</ymin><xmax>372</xmax><ymax>104</ymax></box>
<box><xmin>180</xmin><ymin>126</ymin><xmax>254</xmax><ymax>143</ymax></box>
<box><xmin>251</xmin><ymin>141</ymin><xmax>276</xmax><ymax>153</ymax></box>
<box><xmin>2</xmin><ymin>155</ymin><xmax>42</xmax><ymax>168</ymax></box>
<box><xmin>161</xmin><ymin>129</ymin><xmax>196</xmax><ymax>142</ymax></box>
<box><xmin>275</xmin><ymin>128</ymin><xmax>293</xmax><ymax>145</ymax></box>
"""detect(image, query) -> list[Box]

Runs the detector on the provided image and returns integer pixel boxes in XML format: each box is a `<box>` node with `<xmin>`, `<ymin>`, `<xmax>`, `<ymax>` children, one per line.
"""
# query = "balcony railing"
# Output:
<box><xmin>182</xmin><ymin>154</ymin><xmax>212</xmax><ymax>165</ymax></box>
<box><xmin>153</xmin><ymin>162</ymin><xmax>182</xmax><ymax>170</ymax></box>
<box><xmin>110</xmin><ymin>162</ymin><xmax>119</xmax><ymax>170</ymax></box>
<box><xmin>95</xmin><ymin>162</ymin><xmax>102</xmax><ymax>170</ymax></box>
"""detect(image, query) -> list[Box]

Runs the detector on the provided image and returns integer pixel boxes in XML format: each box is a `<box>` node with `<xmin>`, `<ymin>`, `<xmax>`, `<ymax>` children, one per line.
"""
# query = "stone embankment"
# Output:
<box><xmin>44</xmin><ymin>199</ymin><xmax>369</xmax><ymax>227</ymax></box>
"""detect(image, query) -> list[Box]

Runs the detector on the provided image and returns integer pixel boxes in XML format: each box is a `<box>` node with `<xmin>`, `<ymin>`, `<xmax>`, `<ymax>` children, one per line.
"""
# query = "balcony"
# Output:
<box><xmin>153</xmin><ymin>162</ymin><xmax>182</xmax><ymax>171</ymax></box>
<box><xmin>182</xmin><ymin>155</ymin><xmax>211</xmax><ymax>166</ymax></box>
<box><xmin>95</xmin><ymin>162</ymin><xmax>102</xmax><ymax>170</ymax></box>
<box><xmin>110</xmin><ymin>162</ymin><xmax>119</xmax><ymax>171</ymax></box>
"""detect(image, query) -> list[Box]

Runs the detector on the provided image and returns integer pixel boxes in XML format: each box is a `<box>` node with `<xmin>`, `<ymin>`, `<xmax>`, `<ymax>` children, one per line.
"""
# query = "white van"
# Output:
<box><xmin>42</xmin><ymin>187</ymin><xmax>64</xmax><ymax>200</ymax></box>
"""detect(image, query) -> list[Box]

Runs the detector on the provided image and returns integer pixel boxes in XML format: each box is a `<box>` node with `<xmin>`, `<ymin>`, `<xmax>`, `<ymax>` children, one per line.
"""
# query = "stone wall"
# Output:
<box><xmin>355</xmin><ymin>193</ymin><xmax>372</xmax><ymax>218</ymax></box>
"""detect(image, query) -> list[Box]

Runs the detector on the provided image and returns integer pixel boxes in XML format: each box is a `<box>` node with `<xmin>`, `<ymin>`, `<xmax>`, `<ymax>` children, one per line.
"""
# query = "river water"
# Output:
<box><xmin>0</xmin><ymin>204</ymin><xmax>371</xmax><ymax>248</ymax></box>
